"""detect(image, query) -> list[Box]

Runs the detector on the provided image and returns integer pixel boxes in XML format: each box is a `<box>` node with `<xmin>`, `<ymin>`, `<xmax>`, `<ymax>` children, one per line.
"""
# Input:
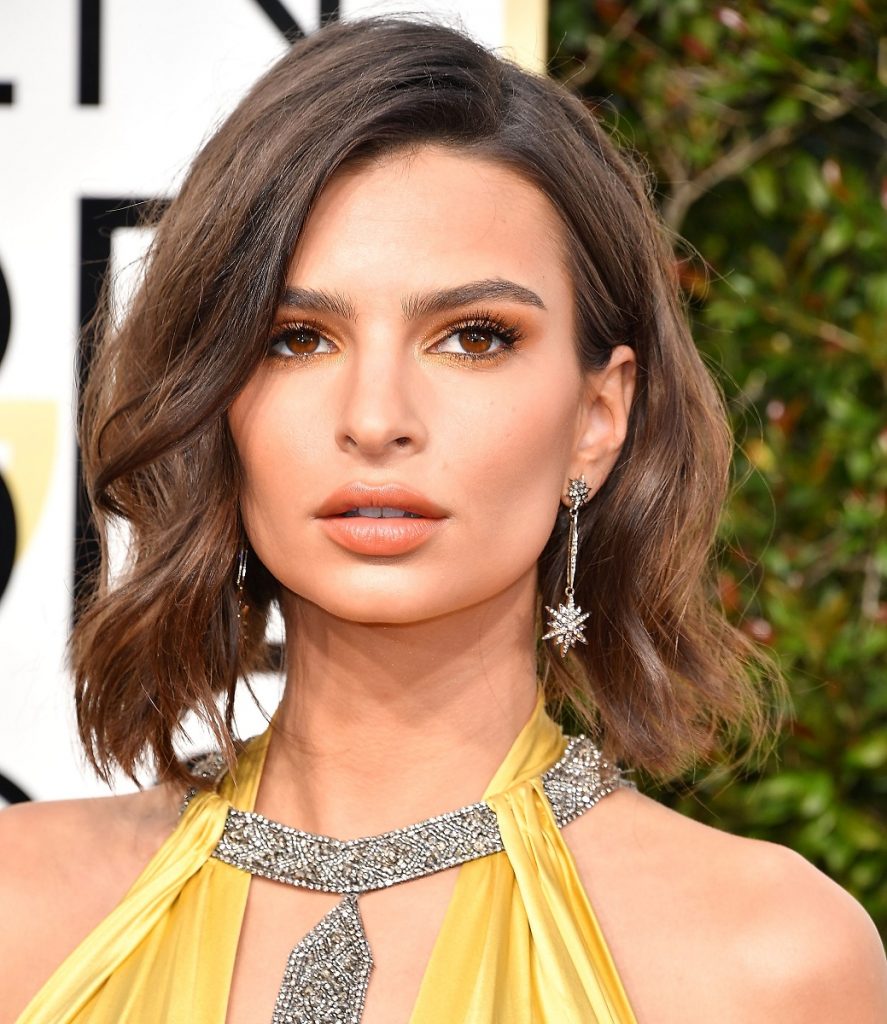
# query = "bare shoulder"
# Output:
<box><xmin>0</xmin><ymin>783</ymin><xmax>183</xmax><ymax>1023</ymax></box>
<box><xmin>564</xmin><ymin>786</ymin><xmax>887</xmax><ymax>1024</ymax></box>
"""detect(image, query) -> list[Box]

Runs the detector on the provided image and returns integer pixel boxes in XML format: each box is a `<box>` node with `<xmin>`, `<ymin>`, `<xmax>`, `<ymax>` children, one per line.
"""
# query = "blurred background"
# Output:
<box><xmin>0</xmin><ymin>0</ymin><xmax>884</xmax><ymax>934</ymax></box>
<box><xmin>548</xmin><ymin>0</ymin><xmax>886</xmax><ymax>934</ymax></box>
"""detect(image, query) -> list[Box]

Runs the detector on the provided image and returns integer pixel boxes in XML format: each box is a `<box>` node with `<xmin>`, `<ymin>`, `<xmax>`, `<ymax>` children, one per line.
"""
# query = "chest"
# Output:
<box><xmin>202</xmin><ymin>734</ymin><xmax>638</xmax><ymax>1024</ymax></box>
<box><xmin>225</xmin><ymin>867</ymin><xmax>463</xmax><ymax>1024</ymax></box>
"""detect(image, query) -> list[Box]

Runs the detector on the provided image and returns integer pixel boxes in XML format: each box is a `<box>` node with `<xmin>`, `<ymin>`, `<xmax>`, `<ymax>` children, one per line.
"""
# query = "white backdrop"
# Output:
<box><xmin>0</xmin><ymin>0</ymin><xmax>547</xmax><ymax>802</ymax></box>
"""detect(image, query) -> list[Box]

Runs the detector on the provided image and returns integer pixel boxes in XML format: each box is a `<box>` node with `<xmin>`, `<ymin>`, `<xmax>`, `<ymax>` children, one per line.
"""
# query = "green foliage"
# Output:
<box><xmin>549</xmin><ymin>0</ymin><xmax>887</xmax><ymax>932</ymax></box>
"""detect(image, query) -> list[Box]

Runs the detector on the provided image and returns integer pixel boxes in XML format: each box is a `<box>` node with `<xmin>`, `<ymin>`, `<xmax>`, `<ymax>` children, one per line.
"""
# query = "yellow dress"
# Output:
<box><xmin>16</xmin><ymin>692</ymin><xmax>639</xmax><ymax>1023</ymax></box>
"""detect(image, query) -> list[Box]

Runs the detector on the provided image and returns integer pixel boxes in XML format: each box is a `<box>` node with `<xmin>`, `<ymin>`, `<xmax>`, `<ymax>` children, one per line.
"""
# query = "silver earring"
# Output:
<box><xmin>235</xmin><ymin>544</ymin><xmax>249</xmax><ymax>623</ymax></box>
<box><xmin>542</xmin><ymin>476</ymin><xmax>592</xmax><ymax>658</ymax></box>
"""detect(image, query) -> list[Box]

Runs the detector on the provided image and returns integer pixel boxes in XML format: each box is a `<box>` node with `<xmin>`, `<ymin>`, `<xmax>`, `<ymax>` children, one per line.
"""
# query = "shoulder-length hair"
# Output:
<box><xmin>72</xmin><ymin>15</ymin><xmax>784</xmax><ymax>787</ymax></box>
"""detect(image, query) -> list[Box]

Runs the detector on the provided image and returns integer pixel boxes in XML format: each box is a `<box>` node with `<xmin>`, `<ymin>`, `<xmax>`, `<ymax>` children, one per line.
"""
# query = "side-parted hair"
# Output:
<box><xmin>71</xmin><ymin>15</ymin><xmax>784</xmax><ymax>788</ymax></box>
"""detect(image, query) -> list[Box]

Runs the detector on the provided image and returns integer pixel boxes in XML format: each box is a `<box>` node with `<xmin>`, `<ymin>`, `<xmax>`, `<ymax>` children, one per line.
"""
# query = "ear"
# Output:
<box><xmin>566</xmin><ymin>344</ymin><xmax>636</xmax><ymax>501</ymax></box>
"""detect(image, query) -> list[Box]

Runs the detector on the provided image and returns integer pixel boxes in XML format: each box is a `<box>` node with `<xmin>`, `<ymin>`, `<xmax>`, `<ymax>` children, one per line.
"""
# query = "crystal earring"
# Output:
<box><xmin>235</xmin><ymin>543</ymin><xmax>249</xmax><ymax>623</ymax></box>
<box><xmin>542</xmin><ymin>476</ymin><xmax>592</xmax><ymax>658</ymax></box>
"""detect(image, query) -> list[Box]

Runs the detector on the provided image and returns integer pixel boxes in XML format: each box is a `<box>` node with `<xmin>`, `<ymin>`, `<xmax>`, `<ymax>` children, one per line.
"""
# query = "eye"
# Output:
<box><xmin>431</xmin><ymin>315</ymin><xmax>523</xmax><ymax>360</ymax></box>
<box><xmin>269</xmin><ymin>324</ymin><xmax>337</xmax><ymax>358</ymax></box>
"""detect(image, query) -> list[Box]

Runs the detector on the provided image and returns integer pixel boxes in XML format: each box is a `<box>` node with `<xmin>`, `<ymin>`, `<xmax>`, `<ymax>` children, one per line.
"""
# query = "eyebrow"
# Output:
<box><xmin>279</xmin><ymin>278</ymin><xmax>547</xmax><ymax>320</ymax></box>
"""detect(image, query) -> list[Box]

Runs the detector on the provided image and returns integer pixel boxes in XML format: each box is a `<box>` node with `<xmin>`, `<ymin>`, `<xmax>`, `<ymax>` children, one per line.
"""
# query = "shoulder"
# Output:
<box><xmin>0</xmin><ymin>784</ymin><xmax>183</xmax><ymax>1022</ymax></box>
<box><xmin>707</xmin><ymin>820</ymin><xmax>887</xmax><ymax>1022</ymax></box>
<box><xmin>564</xmin><ymin>787</ymin><xmax>887</xmax><ymax>1023</ymax></box>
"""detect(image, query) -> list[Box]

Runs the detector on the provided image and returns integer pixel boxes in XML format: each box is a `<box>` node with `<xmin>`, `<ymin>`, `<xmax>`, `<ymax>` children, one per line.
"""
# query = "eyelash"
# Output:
<box><xmin>267</xmin><ymin>308</ymin><xmax>524</xmax><ymax>365</ymax></box>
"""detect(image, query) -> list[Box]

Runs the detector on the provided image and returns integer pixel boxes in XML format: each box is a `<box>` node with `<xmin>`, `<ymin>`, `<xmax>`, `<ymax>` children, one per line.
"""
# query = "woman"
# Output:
<box><xmin>2</xmin><ymin>15</ymin><xmax>884</xmax><ymax>1024</ymax></box>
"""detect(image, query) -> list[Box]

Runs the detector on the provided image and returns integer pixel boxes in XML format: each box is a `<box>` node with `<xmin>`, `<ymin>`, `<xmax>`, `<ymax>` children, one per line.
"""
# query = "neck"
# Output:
<box><xmin>257</xmin><ymin>574</ymin><xmax>542</xmax><ymax>838</ymax></box>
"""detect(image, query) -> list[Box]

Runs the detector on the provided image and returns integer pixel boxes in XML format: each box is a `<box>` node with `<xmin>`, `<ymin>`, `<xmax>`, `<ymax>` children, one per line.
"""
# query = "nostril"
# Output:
<box><xmin>339</xmin><ymin>432</ymin><xmax>416</xmax><ymax>452</ymax></box>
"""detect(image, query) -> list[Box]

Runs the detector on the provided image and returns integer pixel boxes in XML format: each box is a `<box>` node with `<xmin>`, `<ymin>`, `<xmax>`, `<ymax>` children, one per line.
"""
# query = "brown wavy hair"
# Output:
<box><xmin>71</xmin><ymin>15</ymin><xmax>785</xmax><ymax>788</ymax></box>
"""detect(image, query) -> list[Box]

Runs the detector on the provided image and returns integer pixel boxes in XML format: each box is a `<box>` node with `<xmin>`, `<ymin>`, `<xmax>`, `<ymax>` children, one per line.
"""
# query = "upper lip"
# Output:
<box><xmin>316</xmin><ymin>483</ymin><xmax>449</xmax><ymax>519</ymax></box>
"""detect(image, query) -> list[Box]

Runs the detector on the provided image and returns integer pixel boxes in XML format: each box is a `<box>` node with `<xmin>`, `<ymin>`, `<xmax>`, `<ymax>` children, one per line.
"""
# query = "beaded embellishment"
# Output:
<box><xmin>183</xmin><ymin>736</ymin><xmax>634</xmax><ymax>1023</ymax></box>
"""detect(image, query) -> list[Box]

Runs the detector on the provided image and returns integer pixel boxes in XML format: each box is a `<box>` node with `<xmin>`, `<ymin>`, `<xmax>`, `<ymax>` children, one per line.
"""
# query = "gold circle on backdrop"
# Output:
<box><xmin>0</xmin><ymin>400</ymin><xmax>57</xmax><ymax>561</ymax></box>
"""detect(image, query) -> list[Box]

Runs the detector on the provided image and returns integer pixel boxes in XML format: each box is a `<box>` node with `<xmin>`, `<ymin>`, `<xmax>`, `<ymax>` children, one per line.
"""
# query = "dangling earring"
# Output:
<box><xmin>543</xmin><ymin>475</ymin><xmax>592</xmax><ymax>658</ymax></box>
<box><xmin>235</xmin><ymin>543</ymin><xmax>249</xmax><ymax>623</ymax></box>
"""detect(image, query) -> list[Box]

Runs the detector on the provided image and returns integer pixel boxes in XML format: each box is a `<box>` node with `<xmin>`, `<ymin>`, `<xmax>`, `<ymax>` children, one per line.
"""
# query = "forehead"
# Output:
<box><xmin>287</xmin><ymin>145</ymin><xmax>572</xmax><ymax>301</ymax></box>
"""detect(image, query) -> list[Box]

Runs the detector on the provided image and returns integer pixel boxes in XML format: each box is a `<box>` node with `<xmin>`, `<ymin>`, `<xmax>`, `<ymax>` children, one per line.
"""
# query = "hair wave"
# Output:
<box><xmin>71</xmin><ymin>15</ymin><xmax>785</xmax><ymax>788</ymax></box>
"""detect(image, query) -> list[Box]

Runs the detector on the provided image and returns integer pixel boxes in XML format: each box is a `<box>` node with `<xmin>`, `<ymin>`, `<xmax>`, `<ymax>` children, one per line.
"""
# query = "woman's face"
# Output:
<box><xmin>229</xmin><ymin>145</ymin><xmax>632</xmax><ymax>625</ymax></box>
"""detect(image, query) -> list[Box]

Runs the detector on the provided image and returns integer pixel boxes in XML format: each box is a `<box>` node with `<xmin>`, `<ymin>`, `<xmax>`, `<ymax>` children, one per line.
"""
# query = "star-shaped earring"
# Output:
<box><xmin>542</xmin><ymin>475</ymin><xmax>592</xmax><ymax>658</ymax></box>
<box><xmin>542</xmin><ymin>598</ymin><xmax>590</xmax><ymax>657</ymax></box>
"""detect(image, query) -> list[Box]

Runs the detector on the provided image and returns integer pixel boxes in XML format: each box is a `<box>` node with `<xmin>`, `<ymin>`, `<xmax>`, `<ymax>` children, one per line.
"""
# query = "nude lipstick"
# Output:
<box><xmin>315</xmin><ymin>483</ymin><xmax>449</xmax><ymax>556</ymax></box>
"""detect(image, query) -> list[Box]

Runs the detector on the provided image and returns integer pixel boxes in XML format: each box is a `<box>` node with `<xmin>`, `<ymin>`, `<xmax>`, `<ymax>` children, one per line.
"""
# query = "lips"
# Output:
<box><xmin>316</xmin><ymin>483</ymin><xmax>449</xmax><ymax>556</ymax></box>
<box><xmin>341</xmin><ymin>507</ymin><xmax>423</xmax><ymax>519</ymax></box>
<box><xmin>316</xmin><ymin>483</ymin><xmax>448</xmax><ymax>520</ymax></box>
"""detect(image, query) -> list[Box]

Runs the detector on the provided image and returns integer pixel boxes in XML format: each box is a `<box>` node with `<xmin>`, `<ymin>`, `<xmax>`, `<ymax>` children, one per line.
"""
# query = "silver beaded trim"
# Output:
<box><xmin>272</xmin><ymin>894</ymin><xmax>372</xmax><ymax>1024</ymax></box>
<box><xmin>543</xmin><ymin>734</ymin><xmax>633</xmax><ymax>827</ymax></box>
<box><xmin>213</xmin><ymin>798</ymin><xmax>502</xmax><ymax>894</ymax></box>
<box><xmin>182</xmin><ymin>734</ymin><xmax>634</xmax><ymax>1024</ymax></box>
<box><xmin>178</xmin><ymin>750</ymin><xmax>228</xmax><ymax>816</ymax></box>
<box><xmin>209</xmin><ymin>735</ymin><xmax>629</xmax><ymax>894</ymax></box>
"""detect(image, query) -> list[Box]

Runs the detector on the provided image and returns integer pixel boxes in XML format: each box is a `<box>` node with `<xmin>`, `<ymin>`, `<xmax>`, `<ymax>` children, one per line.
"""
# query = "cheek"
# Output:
<box><xmin>464</xmin><ymin>379</ymin><xmax>576</xmax><ymax>564</ymax></box>
<box><xmin>228</xmin><ymin>377</ymin><xmax>320</xmax><ymax>543</ymax></box>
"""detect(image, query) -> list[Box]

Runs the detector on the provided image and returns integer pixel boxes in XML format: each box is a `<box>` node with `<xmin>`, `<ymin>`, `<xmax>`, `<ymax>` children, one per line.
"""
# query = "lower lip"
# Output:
<box><xmin>317</xmin><ymin>515</ymin><xmax>447</xmax><ymax>555</ymax></box>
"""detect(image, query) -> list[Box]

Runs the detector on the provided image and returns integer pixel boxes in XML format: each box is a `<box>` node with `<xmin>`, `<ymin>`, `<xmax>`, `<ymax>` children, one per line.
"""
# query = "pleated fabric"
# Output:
<box><xmin>16</xmin><ymin>693</ymin><xmax>638</xmax><ymax>1024</ymax></box>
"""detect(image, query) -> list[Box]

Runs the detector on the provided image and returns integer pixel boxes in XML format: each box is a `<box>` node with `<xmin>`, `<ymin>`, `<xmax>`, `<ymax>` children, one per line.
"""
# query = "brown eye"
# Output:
<box><xmin>433</xmin><ymin>317</ymin><xmax>521</xmax><ymax>359</ymax></box>
<box><xmin>457</xmin><ymin>328</ymin><xmax>497</xmax><ymax>354</ymax></box>
<box><xmin>269</xmin><ymin>325</ymin><xmax>336</xmax><ymax>358</ymax></box>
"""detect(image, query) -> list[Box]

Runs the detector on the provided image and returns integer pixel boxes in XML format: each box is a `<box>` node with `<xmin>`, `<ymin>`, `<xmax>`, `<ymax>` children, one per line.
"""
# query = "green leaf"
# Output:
<box><xmin>765</xmin><ymin>95</ymin><xmax>805</xmax><ymax>128</ymax></box>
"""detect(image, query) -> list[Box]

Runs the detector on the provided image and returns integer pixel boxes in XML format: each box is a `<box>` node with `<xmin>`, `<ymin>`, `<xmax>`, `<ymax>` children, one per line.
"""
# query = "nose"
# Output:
<box><xmin>335</xmin><ymin>337</ymin><xmax>427</xmax><ymax>457</ymax></box>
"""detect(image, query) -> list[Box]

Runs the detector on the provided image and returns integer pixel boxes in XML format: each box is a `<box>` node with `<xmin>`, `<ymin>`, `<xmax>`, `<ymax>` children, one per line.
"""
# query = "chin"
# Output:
<box><xmin>279</xmin><ymin>584</ymin><xmax>456</xmax><ymax>627</ymax></box>
<box><xmin>280</xmin><ymin>581</ymin><xmax>501</xmax><ymax>626</ymax></box>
